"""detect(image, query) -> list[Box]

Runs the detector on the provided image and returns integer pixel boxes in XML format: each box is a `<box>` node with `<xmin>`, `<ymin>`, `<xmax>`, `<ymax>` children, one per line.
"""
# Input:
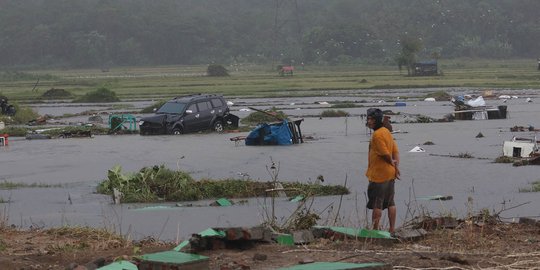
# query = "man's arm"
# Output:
<box><xmin>392</xmin><ymin>140</ymin><xmax>400</xmax><ymax>179</ymax></box>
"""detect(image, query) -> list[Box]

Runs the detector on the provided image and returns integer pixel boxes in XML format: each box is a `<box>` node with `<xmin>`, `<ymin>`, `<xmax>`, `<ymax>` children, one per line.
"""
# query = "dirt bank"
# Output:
<box><xmin>1</xmin><ymin>220</ymin><xmax>539</xmax><ymax>269</ymax></box>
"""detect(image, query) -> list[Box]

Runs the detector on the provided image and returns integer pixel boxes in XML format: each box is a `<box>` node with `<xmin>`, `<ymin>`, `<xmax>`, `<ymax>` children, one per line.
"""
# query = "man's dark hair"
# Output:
<box><xmin>367</xmin><ymin>108</ymin><xmax>383</xmax><ymax>130</ymax></box>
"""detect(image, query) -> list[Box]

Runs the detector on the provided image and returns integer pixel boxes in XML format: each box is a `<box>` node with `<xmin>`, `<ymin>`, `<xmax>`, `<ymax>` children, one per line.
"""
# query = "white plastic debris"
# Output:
<box><xmin>498</xmin><ymin>95</ymin><xmax>511</xmax><ymax>99</ymax></box>
<box><xmin>467</xmin><ymin>96</ymin><xmax>486</xmax><ymax>107</ymax></box>
<box><xmin>424</xmin><ymin>98</ymin><xmax>436</xmax><ymax>102</ymax></box>
<box><xmin>526</xmin><ymin>98</ymin><xmax>532</xmax><ymax>102</ymax></box>
<box><xmin>409</xmin><ymin>146</ymin><xmax>426</xmax><ymax>153</ymax></box>
<box><xmin>239</xmin><ymin>108</ymin><xmax>251</xmax><ymax>112</ymax></box>
<box><xmin>227</xmin><ymin>101</ymin><xmax>234</xmax><ymax>106</ymax></box>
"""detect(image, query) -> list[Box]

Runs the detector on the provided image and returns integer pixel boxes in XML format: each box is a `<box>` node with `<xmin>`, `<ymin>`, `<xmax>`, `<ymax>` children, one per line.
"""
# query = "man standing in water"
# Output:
<box><xmin>365</xmin><ymin>108</ymin><xmax>400</xmax><ymax>233</ymax></box>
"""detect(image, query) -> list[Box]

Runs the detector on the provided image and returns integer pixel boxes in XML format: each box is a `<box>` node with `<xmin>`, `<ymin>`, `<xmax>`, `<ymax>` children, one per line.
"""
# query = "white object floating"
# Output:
<box><xmin>498</xmin><ymin>95</ymin><xmax>511</xmax><ymax>99</ymax></box>
<box><xmin>227</xmin><ymin>101</ymin><xmax>234</xmax><ymax>106</ymax></box>
<box><xmin>409</xmin><ymin>146</ymin><xmax>426</xmax><ymax>153</ymax></box>
<box><xmin>317</xmin><ymin>101</ymin><xmax>329</xmax><ymax>105</ymax></box>
<box><xmin>239</xmin><ymin>108</ymin><xmax>251</xmax><ymax>112</ymax></box>
<box><xmin>511</xmin><ymin>96</ymin><xmax>518</xmax><ymax>99</ymax></box>
<box><xmin>526</xmin><ymin>98</ymin><xmax>532</xmax><ymax>102</ymax></box>
<box><xmin>290</xmin><ymin>103</ymin><xmax>295</xmax><ymax>105</ymax></box>
<box><xmin>424</xmin><ymin>97</ymin><xmax>436</xmax><ymax>102</ymax></box>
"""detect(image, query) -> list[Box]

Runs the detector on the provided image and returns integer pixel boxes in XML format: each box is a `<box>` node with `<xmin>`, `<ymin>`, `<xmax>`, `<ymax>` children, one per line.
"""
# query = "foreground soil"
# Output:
<box><xmin>1</xmin><ymin>221</ymin><xmax>539</xmax><ymax>270</ymax></box>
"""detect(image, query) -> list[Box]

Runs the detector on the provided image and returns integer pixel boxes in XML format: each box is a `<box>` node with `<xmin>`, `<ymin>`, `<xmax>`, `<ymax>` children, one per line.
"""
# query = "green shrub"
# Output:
<box><xmin>73</xmin><ymin>87</ymin><xmax>120</xmax><ymax>103</ymax></box>
<box><xmin>207</xmin><ymin>64</ymin><xmax>229</xmax><ymax>77</ymax></box>
<box><xmin>320</xmin><ymin>109</ymin><xmax>350</xmax><ymax>117</ymax></box>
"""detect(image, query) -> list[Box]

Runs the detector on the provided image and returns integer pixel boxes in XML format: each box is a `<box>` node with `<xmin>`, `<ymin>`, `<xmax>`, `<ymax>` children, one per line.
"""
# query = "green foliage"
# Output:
<box><xmin>207</xmin><ymin>64</ymin><xmax>229</xmax><ymax>77</ymax></box>
<box><xmin>1</xmin><ymin>2</ymin><xmax>539</xmax><ymax>68</ymax></box>
<box><xmin>140</xmin><ymin>99</ymin><xmax>167</xmax><ymax>113</ymax></box>
<box><xmin>73</xmin><ymin>87</ymin><xmax>120</xmax><ymax>103</ymax></box>
<box><xmin>97</xmin><ymin>165</ymin><xmax>350</xmax><ymax>203</ymax></box>
<box><xmin>519</xmin><ymin>181</ymin><xmax>540</xmax><ymax>192</ymax></box>
<box><xmin>0</xmin><ymin>104</ymin><xmax>40</xmax><ymax>125</ymax></box>
<box><xmin>0</xmin><ymin>126</ymin><xmax>29</xmax><ymax>137</ymax></box>
<box><xmin>0</xmin><ymin>181</ymin><xmax>62</xmax><ymax>189</ymax></box>
<box><xmin>320</xmin><ymin>109</ymin><xmax>350</xmax><ymax>117</ymax></box>
<box><xmin>240</xmin><ymin>108</ymin><xmax>288</xmax><ymax>125</ymax></box>
<box><xmin>397</xmin><ymin>35</ymin><xmax>423</xmax><ymax>75</ymax></box>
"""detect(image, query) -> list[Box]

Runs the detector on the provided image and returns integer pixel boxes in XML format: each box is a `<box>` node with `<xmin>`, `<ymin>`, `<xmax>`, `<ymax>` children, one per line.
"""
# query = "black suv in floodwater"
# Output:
<box><xmin>139</xmin><ymin>94</ymin><xmax>238</xmax><ymax>135</ymax></box>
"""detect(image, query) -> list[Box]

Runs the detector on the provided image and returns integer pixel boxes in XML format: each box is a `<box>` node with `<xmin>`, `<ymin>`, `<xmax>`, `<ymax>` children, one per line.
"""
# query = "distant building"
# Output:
<box><xmin>412</xmin><ymin>60</ymin><xmax>438</xmax><ymax>76</ymax></box>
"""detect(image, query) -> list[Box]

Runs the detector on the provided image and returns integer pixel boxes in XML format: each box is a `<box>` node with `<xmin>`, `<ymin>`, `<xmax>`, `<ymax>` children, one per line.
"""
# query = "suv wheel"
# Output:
<box><xmin>172</xmin><ymin>128</ymin><xmax>183</xmax><ymax>135</ymax></box>
<box><xmin>213</xmin><ymin>120</ymin><xmax>224</xmax><ymax>133</ymax></box>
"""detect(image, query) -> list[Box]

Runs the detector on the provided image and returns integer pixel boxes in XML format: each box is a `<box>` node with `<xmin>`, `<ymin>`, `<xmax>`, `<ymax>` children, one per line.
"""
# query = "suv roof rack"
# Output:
<box><xmin>172</xmin><ymin>93</ymin><xmax>221</xmax><ymax>100</ymax></box>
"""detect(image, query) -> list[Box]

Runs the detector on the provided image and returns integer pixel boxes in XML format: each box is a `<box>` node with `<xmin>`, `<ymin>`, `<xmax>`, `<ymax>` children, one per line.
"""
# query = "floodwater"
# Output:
<box><xmin>1</xmin><ymin>89</ymin><xmax>539</xmax><ymax>241</ymax></box>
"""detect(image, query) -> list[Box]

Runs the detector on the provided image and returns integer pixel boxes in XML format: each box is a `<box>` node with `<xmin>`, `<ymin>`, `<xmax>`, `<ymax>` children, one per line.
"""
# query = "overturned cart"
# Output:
<box><xmin>245</xmin><ymin>118</ymin><xmax>304</xmax><ymax>145</ymax></box>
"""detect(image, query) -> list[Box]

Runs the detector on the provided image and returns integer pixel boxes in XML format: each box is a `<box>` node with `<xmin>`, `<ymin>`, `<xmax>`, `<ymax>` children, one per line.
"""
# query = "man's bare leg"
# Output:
<box><xmin>372</xmin><ymin>208</ymin><xmax>382</xmax><ymax>230</ymax></box>
<box><xmin>388</xmin><ymin>206</ymin><xmax>396</xmax><ymax>233</ymax></box>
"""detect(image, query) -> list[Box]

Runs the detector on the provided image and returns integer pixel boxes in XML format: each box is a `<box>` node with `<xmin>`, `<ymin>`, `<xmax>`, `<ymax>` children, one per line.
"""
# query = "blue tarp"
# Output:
<box><xmin>245</xmin><ymin>120</ymin><xmax>292</xmax><ymax>145</ymax></box>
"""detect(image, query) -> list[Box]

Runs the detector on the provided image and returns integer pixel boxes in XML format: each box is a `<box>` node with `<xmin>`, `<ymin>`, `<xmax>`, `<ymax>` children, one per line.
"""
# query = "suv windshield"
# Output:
<box><xmin>157</xmin><ymin>102</ymin><xmax>187</xmax><ymax>114</ymax></box>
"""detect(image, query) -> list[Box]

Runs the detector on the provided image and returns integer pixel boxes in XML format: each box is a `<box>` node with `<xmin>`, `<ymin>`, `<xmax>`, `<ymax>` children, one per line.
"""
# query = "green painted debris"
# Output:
<box><xmin>290</xmin><ymin>195</ymin><xmax>304</xmax><ymax>202</ymax></box>
<box><xmin>358</xmin><ymin>229</ymin><xmax>392</xmax><ymax>238</ymax></box>
<box><xmin>173</xmin><ymin>240</ymin><xmax>190</xmax><ymax>252</ymax></box>
<box><xmin>278</xmin><ymin>262</ymin><xmax>387</xmax><ymax>270</ymax></box>
<box><xmin>140</xmin><ymin>250</ymin><xmax>208</xmax><ymax>264</ymax></box>
<box><xmin>314</xmin><ymin>226</ymin><xmax>393</xmax><ymax>239</ymax></box>
<box><xmin>215</xmin><ymin>198</ymin><xmax>233</xmax><ymax>206</ymax></box>
<box><xmin>198</xmin><ymin>228</ymin><xmax>226</xmax><ymax>237</ymax></box>
<box><xmin>97</xmin><ymin>260</ymin><xmax>137</xmax><ymax>270</ymax></box>
<box><xmin>276</xmin><ymin>234</ymin><xmax>294</xmax><ymax>246</ymax></box>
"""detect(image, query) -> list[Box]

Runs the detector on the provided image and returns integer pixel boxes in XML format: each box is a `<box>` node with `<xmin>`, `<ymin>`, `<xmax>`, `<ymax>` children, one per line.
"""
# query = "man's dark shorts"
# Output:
<box><xmin>366</xmin><ymin>180</ymin><xmax>395</xmax><ymax>210</ymax></box>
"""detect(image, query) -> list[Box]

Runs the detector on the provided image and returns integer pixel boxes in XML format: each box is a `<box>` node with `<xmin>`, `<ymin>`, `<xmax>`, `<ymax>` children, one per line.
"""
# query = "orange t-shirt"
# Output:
<box><xmin>365</xmin><ymin>127</ymin><xmax>399</xmax><ymax>183</ymax></box>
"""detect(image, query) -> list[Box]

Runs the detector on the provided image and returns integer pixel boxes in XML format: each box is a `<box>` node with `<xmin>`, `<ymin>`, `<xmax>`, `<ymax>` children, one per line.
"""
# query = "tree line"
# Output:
<box><xmin>1</xmin><ymin>0</ymin><xmax>539</xmax><ymax>69</ymax></box>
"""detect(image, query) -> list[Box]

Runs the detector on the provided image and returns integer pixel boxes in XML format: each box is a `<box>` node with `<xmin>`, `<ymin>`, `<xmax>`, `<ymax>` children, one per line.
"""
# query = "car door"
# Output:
<box><xmin>181</xmin><ymin>103</ymin><xmax>200</xmax><ymax>132</ymax></box>
<box><xmin>195</xmin><ymin>100</ymin><xmax>214</xmax><ymax>130</ymax></box>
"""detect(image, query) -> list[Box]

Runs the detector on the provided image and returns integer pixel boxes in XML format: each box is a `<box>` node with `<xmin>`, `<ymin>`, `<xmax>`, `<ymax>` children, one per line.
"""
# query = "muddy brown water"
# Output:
<box><xmin>1</xmin><ymin>89</ymin><xmax>539</xmax><ymax>241</ymax></box>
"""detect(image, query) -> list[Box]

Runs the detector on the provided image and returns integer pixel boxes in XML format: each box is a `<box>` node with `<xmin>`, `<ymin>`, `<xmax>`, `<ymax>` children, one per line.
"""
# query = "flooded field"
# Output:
<box><xmin>1</xmin><ymin>88</ymin><xmax>539</xmax><ymax>241</ymax></box>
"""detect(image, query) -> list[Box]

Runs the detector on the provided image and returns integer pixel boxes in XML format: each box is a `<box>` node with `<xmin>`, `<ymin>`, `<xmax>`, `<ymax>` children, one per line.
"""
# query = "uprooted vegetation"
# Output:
<box><xmin>240</xmin><ymin>108</ymin><xmax>288</xmax><ymax>126</ymax></box>
<box><xmin>96</xmin><ymin>165</ymin><xmax>349</xmax><ymax>203</ymax></box>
